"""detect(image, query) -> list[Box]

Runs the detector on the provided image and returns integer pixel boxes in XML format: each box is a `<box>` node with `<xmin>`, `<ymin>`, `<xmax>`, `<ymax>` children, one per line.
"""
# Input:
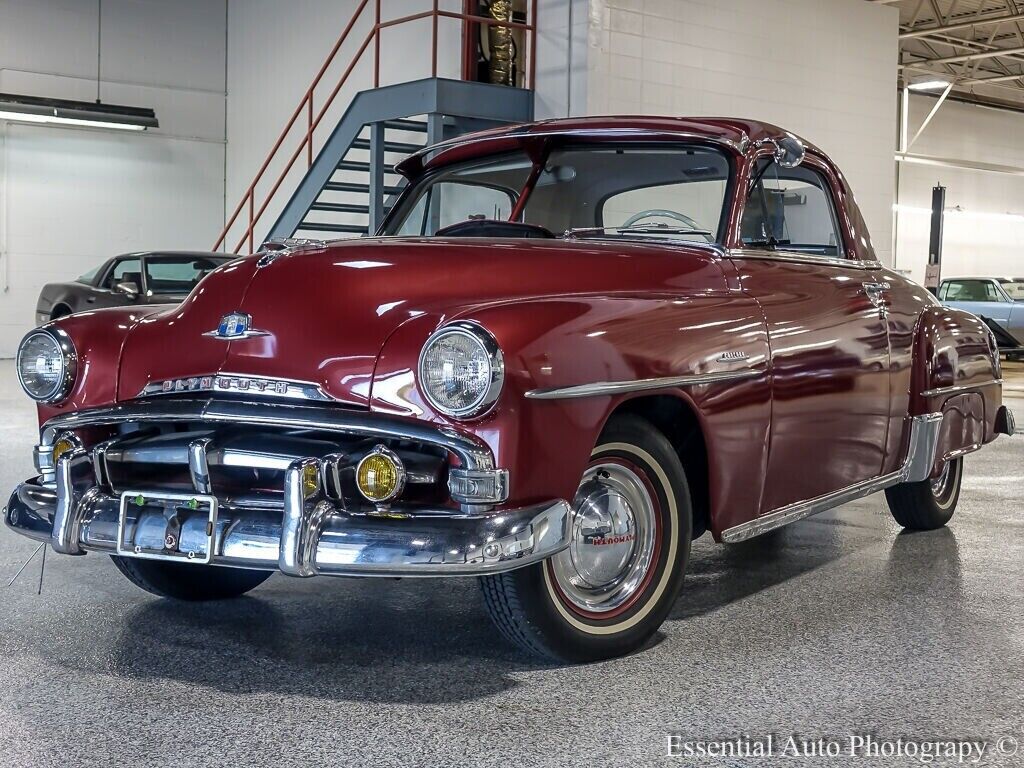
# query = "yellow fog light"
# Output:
<box><xmin>301</xmin><ymin>462</ymin><xmax>321</xmax><ymax>499</ymax></box>
<box><xmin>52</xmin><ymin>435</ymin><xmax>77</xmax><ymax>465</ymax></box>
<box><xmin>356</xmin><ymin>446</ymin><xmax>406</xmax><ymax>503</ymax></box>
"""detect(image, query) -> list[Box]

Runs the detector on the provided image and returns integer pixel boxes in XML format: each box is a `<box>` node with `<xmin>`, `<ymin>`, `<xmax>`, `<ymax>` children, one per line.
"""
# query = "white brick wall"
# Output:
<box><xmin>896</xmin><ymin>94</ymin><xmax>1024</xmax><ymax>282</ymax></box>
<box><xmin>584</xmin><ymin>0</ymin><xmax>899</xmax><ymax>263</ymax></box>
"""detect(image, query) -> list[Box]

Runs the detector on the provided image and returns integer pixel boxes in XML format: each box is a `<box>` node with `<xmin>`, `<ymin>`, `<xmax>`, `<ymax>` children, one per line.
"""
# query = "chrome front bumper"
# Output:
<box><xmin>5</xmin><ymin>397</ymin><xmax>573</xmax><ymax>577</ymax></box>
<box><xmin>4</xmin><ymin>467</ymin><xmax>571</xmax><ymax>577</ymax></box>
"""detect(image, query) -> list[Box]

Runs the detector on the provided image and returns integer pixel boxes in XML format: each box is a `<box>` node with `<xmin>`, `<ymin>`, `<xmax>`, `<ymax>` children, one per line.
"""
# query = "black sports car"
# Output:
<box><xmin>35</xmin><ymin>251</ymin><xmax>233</xmax><ymax>324</ymax></box>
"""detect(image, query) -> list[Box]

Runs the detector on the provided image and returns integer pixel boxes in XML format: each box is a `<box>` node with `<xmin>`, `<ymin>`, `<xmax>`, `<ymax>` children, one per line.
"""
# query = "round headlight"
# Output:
<box><xmin>418</xmin><ymin>321</ymin><xmax>503</xmax><ymax>418</ymax></box>
<box><xmin>16</xmin><ymin>329</ymin><xmax>77</xmax><ymax>403</ymax></box>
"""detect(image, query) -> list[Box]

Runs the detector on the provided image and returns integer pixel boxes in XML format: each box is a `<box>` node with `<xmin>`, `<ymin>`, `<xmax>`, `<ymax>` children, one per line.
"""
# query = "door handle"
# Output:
<box><xmin>86</xmin><ymin>296</ymin><xmax>96</xmax><ymax>303</ymax></box>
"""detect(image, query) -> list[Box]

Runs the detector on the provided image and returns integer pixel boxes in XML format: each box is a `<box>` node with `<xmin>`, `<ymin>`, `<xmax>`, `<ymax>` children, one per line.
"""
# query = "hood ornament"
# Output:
<box><xmin>256</xmin><ymin>238</ymin><xmax>325</xmax><ymax>268</ymax></box>
<box><xmin>204</xmin><ymin>312</ymin><xmax>269</xmax><ymax>340</ymax></box>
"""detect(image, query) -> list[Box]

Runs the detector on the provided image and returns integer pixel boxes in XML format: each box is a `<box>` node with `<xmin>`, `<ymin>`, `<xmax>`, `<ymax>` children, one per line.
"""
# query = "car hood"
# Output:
<box><xmin>116</xmin><ymin>237</ymin><xmax>725</xmax><ymax>406</ymax></box>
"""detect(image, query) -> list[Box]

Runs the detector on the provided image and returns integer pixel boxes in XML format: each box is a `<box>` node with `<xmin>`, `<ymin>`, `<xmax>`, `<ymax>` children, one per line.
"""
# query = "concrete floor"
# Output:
<box><xmin>1</xmin><ymin>360</ymin><xmax>1022</xmax><ymax>767</ymax></box>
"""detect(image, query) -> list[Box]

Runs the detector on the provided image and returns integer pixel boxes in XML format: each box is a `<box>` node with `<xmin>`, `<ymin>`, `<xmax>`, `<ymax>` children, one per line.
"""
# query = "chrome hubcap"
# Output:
<box><xmin>930</xmin><ymin>461</ymin><xmax>953</xmax><ymax>499</ymax></box>
<box><xmin>550</xmin><ymin>462</ymin><xmax>657</xmax><ymax>615</ymax></box>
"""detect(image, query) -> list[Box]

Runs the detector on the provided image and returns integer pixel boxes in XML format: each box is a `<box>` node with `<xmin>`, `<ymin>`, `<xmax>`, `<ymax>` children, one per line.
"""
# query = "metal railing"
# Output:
<box><xmin>214</xmin><ymin>0</ymin><xmax>538</xmax><ymax>255</ymax></box>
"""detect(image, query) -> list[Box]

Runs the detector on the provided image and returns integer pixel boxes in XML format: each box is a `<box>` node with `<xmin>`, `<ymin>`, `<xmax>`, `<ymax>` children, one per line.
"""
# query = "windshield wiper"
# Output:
<box><xmin>564</xmin><ymin>223</ymin><xmax>713</xmax><ymax>239</ymax></box>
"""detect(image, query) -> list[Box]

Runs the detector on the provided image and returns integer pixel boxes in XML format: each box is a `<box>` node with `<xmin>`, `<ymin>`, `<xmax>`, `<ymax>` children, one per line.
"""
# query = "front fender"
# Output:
<box><xmin>34</xmin><ymin>306</ymin><xmax>166</xmax><ymax>426</ymax></box>
<box><xmin>370</xmin><ymin>292</ymin><xmax>772</xmax><ymax>534</ymax></box>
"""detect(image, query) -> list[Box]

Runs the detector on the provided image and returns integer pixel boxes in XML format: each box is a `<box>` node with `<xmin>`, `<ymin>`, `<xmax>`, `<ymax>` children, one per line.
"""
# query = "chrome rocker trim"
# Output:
<box><xmin>4</xmin><ymin>453</ymin><xmax>571</xmax><ymax>578</ymax></box>
<box><xmin>525</xmin><ymin>370</ymin><xmax>761</xmax><ymax>400</ymax></box>
<box><xmin>721</xmin><ymin>413</ymin><xmax>944</xmax><ymax>543</ymax></box>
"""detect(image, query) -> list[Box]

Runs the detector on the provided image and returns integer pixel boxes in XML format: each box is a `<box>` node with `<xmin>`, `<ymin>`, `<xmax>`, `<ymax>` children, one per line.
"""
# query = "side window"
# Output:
<box><xmin>741</xmin><ymin>162</ymin><xmax>843</xmax><ymax>257</ymax></box>
<box><xmin>103</xmin><ymin>258</ymin><xmax>142</xmax><ymax>289</ymax></box>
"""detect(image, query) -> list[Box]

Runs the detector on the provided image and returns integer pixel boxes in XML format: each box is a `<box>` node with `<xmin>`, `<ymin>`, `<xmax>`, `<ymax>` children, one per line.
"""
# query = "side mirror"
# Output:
<box><xmin>115</xmin><ymin>281</ymin><xmax>140</xmax><ymax>300</ymax></box>
<box><xmin>774</xmin><ymin>134</ymin><xmax>805</xmax><ymax>168</ymax></box>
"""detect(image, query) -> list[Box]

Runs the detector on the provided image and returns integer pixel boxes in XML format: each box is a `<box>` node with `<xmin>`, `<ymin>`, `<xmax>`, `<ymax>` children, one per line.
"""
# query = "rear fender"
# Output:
<box><xmin>910</xmin><ymin>306</ymin><xmax>1002</xmax><ymax>474</ymax></box>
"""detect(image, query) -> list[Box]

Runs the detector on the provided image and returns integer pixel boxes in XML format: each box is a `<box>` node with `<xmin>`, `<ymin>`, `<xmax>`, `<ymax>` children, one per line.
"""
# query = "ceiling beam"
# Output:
<box><xmin>961</xmin><ymin>69</ymin><xmax>1024</xmax><ymax>83</ymax></box>
<box><xmin>909</xmin><ymin>44</ymin><xmax>1024</xmax><ymax>64</ymax></box>
<box><xmin>901</xmin><ymin>9</ymin><xmax>1024</xmax><ymax>38</ymax></box>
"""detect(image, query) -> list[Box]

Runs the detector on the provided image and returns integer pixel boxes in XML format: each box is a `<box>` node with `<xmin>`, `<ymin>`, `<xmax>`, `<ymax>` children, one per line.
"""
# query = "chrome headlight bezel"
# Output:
<box><xmin>16</xmin><ymin>327</ymin><xmax>77</xmax><ymax>404</ymax></box>
<box><xmin>417</xmin><ymin>321</ymin><xmax>504</xmax><ymax>419</ymax></box>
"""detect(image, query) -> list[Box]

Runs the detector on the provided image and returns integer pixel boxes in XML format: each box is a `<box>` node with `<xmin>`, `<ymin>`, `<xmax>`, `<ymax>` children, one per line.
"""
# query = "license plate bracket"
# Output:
<box><xmin>116</xmin><ymin>490</ymin><xmax>219</xmax><ymax>565</ymax></box>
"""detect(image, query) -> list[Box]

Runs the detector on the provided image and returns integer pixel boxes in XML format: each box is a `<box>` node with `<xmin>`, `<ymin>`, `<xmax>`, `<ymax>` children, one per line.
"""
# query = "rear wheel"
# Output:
<box><xmin>480</xmin><ymin>415</ymin><xmax>692</xmax><ymax>662</ymax></box>
<box><xmin>110</xmin><ymin>556</ymin><xmax>272</xmax><ymax>601</ymax></box>
<box><xmin>884</xmin><ymin>457</ymin><xmax>963</xmax><ymax>530</ymax></box>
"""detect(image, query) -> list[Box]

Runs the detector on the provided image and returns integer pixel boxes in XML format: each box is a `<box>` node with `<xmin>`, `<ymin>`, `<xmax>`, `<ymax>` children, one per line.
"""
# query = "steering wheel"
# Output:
<box><xmin>622</xmin><ymin>209</ymin><xmax>703</xmax><ymax>230</ymax></box>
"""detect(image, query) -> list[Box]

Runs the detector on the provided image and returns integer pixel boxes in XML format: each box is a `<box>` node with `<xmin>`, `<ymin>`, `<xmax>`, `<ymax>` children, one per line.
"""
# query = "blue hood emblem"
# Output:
<box><xmin>204</xmin><ymin>312</ymin><xmax>268</xmax><ymax>340</ymax></box>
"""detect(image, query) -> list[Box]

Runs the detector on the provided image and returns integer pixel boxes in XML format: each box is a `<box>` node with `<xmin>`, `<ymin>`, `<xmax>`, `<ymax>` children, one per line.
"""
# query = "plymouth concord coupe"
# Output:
<box><xmin>34</xmin><ymin>251</ymin><xmax>232</xmax><ymax>325</ymax></box>
<box><xmin>6</xmin><ymin>118</ymin><xmax>1015</xmax><ymax>662</ymax></box>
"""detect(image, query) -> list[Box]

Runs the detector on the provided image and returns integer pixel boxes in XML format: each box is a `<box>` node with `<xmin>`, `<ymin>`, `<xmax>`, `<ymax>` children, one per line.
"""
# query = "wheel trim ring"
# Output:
<box><xmin>547</xmin><ymin>457</ymin><xmax>664</xmax><ymax>622</ymax></box>
<box><xmin>930</xmin><ymin>458</ymin><xmax>961</xmax><ymax>509</ymax></box>
<box><xmin>930</xmin><ymin>460</ymin><xmax>954</xmax><ymax>502</ymax></box>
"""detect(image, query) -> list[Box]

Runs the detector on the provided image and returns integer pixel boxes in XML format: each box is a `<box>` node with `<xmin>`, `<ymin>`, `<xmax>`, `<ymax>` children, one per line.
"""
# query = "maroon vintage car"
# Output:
<box><xmin>6</xmin><ymin>118</ymin><xmax>1015</xmax><ymax>662</ymax></box>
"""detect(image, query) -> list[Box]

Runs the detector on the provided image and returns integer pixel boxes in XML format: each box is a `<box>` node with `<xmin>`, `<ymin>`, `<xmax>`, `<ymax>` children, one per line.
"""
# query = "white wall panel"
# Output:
<box><xmin>0</xmin><ymin>0</ymin><xmax>227</xmax><ymax>357</ymax></box>
<box><xmin>584</xmin><ymin>0</ymin><xmax>899</xmax><ymax>264</ymax></box>
<box><xmin>225</xmin><ymin>0</ymin><xmax>466</xmax><ymax>249</ymax></box>
<box><xmin>896</xmin><ymin>94</ymin><xmax>1024</xmax><ymax>282</ymax></box>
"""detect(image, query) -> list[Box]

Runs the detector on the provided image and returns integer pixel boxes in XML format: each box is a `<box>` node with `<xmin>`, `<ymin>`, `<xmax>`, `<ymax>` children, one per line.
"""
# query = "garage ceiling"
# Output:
<box><xmin>873</xmin><ymin>0</ymin><xmax>1024</xmax><ymax>109</ymax></box>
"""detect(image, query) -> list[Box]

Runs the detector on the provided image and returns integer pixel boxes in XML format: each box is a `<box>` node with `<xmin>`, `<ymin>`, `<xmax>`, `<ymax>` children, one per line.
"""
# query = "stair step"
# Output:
<box><xmin>384</xmin><ymin>118</ymin><xmax>428</xmax><ymax>133</ymax></box>
<box><xmin>351</xmin><ymin>138</ymin><xmax>422</xmax><ymax>154</ymax></box>
<box><xmin>336</xmin><ymin>160</ymin><xmax>397</xmax><ymax>174</ymax></box>
<box><xmin>310</xmin><ymin>202</ymin><xmax>371</xmax><ymax>214</ymax></box>
<box><xmin>296</xmin><ymin>222</ymin><xmax>368</xmax><ymax>234</ymax></box>
<box><xmin>323</xmin><ymin>181</ymin><xmax>404</xmax><ymax>195</ymax></box>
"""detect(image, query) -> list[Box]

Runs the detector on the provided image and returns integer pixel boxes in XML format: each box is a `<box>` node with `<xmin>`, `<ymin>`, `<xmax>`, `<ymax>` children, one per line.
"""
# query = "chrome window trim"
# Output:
<box><xmin>525</xmin><ymin>369</ymin><xmax>760</xmax><ymax>400</ymax></box>
<box><xmin>920</xmin><ymin>378</ymin><xmax>1002</xmax><ymax>398</ymax></box>
<box><xmin>728</xmin><ymin>248</ymin><xmax>882</xmax><ymax>270</ymax></box>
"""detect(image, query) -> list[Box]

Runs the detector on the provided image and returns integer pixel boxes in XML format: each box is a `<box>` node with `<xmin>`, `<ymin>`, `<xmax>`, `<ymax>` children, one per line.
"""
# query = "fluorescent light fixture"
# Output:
<box><xmin>0</xmin><ymin>92</ymin><xmax>158</xmax><ymax>131</ymax></box>
<box><xmin>907</xmin><ymin>77</ymin><xmax>951</xmax><ymax>92</ymax></box>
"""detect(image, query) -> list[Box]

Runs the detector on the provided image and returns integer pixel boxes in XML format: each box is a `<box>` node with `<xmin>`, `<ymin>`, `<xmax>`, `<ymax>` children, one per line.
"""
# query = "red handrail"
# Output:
<box><xmin>214</xmin><ymin>0</ymin><xmax>538</xmax><ymax>254</ymax></box>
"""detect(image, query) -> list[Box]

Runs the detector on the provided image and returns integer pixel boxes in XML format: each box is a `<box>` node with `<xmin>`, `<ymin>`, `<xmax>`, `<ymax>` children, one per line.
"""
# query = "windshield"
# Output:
<box><xmin>144</xmin><ymin>256</ymin><xmax>226</xmax><ymax>295</ymax></box>
<box><xmin>384</xmin><ymin>144</ymin><xmax>731</xmax><ymax>243</ymax></box>
<box><xmin>76</xmin><ymin>264</ymin><xmax>102</xmax><ymax>285</ymax></box>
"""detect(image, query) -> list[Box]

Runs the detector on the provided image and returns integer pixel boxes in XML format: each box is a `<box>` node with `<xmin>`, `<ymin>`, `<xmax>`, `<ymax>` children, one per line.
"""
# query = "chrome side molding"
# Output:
<box><xmin>920</xmin><ymin>378</ymin><xmax>1002</xmax><ymax>398</ymax></box>
<box><xmin>526</xmin><ymin>369</ymin><xmax>761</xmax><ymax>400</ymax></box>
<box><xmin>721</xmin><ymin>412</ymin><xmax>944</xmax><ymax>543</ymax></box>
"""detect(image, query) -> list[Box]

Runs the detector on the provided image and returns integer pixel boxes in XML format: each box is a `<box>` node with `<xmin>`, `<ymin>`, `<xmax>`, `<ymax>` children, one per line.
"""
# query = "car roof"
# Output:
<box><xmin>937</xmin><ymin>280</ymin><xmax>1011</xmax><ymax>286</ymax></box>
<box><xmin>397</xmin><ymin>116</ymin><xmax>819</xmax><ymax>178</ymax></box>
<box><xmin>114</xmin><ymin>251</ymin><xmax>230</xmax><ymax>260</ymax></box>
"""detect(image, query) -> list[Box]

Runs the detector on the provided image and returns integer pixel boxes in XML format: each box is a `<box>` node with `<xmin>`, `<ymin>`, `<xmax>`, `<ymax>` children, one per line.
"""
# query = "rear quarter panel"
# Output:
<box><xmin>910</xmin><ymin>304</ymin><xmax>1002</xmax><ymax>473</ymax></box>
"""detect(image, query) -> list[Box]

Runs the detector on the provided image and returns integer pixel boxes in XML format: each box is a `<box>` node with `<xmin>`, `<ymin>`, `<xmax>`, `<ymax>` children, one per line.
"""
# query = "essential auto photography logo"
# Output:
<box><xmin>666</xmin><ymin>727</ymin><xmax>1022</xmax><ymax>764</ymax></box>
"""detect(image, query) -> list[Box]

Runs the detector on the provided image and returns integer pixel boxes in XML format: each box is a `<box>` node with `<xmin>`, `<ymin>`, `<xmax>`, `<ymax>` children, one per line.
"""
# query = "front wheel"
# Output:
<box><xmin>884</xmin><ymin>457</ymin><xmax>963</xmax><ymax>530</ymax></box>
<box><xmin>111</xmin><ymin>556</ymin><xmax>273</xmax><ymax>601</ymax></box>
<box><xmin>480</xmin><ymin>415</ymin><xmax>692</xmax><ymax>662</ymax></box>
